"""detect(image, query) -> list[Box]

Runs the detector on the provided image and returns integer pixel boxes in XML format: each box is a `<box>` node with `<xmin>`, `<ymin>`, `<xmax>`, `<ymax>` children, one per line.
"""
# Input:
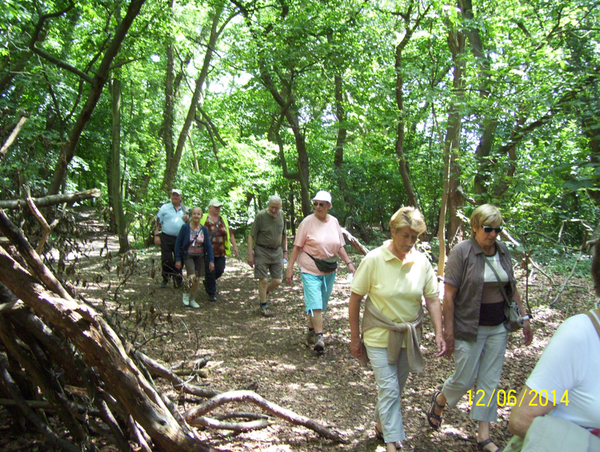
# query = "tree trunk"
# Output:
<box><xmin>162</xmin><ymin>4</ymin><xmax>224</xmax><ymax>193</ymax></box>
<box><xmin>48</xmin><ymin>0</ymin><xmax>146</xmax><ymax>195</ymax></box>
<box><xmin>459</xmin><ymin>0</ymin><xmax>497</xmax><ymax>199</ymax></box>
<box><xmin>162</xmin><ymin>0</ymin><xmax>176</xmax><ymax>191</ymax></box>
<box><xmin>445</xmin><ymin>26</ymin><xmax>466</xmax><ymax>256</ymax></box>
<box><xmin>108</xmin><ymin>77</ymin><xmax>130</xmax><ymax>253</ymax></box>
<box><xmin>259</xmin><ymin>64</ymin><xmax>312</xmax><ymax>216</ymax></box>
<box><xmin>0</xmin><ymin>189</ymin><xmax>101</xmax><ymax>209</ymax></box>
<box><xmin>393</xmin><ymin>1</ymin><xmax>429</xmax><ymax>210</ymax></box>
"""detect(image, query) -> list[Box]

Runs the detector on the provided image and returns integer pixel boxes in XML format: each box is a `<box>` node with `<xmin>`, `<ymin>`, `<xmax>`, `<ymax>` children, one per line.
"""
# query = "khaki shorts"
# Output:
<box><xmin>184</xmin><ymin>255</ymin><xmax>205</xmax><ymax>277</ymax></box>
<box><xmin>254</xmin><ymin>245</ymin><xmax>283</xmax><ymax>280</ymax></box>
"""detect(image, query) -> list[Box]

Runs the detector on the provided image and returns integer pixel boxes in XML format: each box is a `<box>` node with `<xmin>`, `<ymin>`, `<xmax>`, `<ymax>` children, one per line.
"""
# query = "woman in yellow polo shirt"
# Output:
<box><xmin>348</xmin><ymin>206</ymin><xmax>446</xmax><ymax>452</ymax></box>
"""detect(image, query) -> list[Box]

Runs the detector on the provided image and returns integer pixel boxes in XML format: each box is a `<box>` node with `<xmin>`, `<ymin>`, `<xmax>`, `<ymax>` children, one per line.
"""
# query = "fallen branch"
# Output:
<box><xmin>184</xmin><ymin>390</ymin><xmax>348</xmax><ymax>443</ymax></box>
<box><xmin>341</xmin><ymin>227</ymin><xmax>369</xmax><ymax>256</ymax></box>
<box><xmin>0</xmin><ymin>188</ymin><xmax>101</xmax><ymax>209</ymax></box>
<box><xmin>134</xmin><ymin>350</ymin><xmax>221</xmax><ymax>398</ymax></box>
<box><xmin>189</xmin><ymin>416</ymin><xmax>269</xmax><ymax>431</ymax></box>
<box><xmin>23</xmin><ymin>186</ymin><xmax>60</xmax><ymax>253</ymax></box>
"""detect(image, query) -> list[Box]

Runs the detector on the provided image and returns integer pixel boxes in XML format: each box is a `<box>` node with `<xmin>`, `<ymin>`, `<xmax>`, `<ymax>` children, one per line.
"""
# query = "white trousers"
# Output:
<box><xmin>366</xmin><ymin>346</ymin><xmax>410</xmax><ymax>443</ymax></box>
<box><xmin>442</xmin><ymin>324</ymin><xmax>508</xmax><ymax>422</ymax></box>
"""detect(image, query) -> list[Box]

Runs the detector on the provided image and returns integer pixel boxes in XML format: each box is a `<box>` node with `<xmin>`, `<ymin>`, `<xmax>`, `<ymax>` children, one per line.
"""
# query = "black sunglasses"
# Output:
<box><xmin>313</xmin><ymin>202</ymin><xmax>327</xmax><ymax>207</ymax></box>
<box><xmin>482</xmin><ymin>225</ymin><xmax>503</xmax><ymax>234</ymax></box>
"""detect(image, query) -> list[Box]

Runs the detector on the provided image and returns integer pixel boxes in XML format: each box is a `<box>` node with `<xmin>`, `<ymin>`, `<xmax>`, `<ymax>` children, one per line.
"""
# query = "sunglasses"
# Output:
<box><xmin>482</xmin><ymin>225</ymin><xmax>503</xmax><ymax>234</ymax></box>
<box><xmin>313</xmin><ymin>202</ymin><xmax>327</xmax><ymax>207</ymax></box>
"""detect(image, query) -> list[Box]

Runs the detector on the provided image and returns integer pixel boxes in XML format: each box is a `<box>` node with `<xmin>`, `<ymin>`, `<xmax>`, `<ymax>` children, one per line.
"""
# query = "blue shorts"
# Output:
<box><xmin>300</xmin><ymin>272</ymin><xmax>336</xmax><ymax>315</ymax></box>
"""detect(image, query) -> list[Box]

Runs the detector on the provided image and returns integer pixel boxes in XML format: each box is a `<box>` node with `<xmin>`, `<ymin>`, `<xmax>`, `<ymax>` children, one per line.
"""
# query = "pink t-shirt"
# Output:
<box><xmin>294</xmin><ymin>214</ymin><xmax>345</xmax><ymax>275</ymax></box>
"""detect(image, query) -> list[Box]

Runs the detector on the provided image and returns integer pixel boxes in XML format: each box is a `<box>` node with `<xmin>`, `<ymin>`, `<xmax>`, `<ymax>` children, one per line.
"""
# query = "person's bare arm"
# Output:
<box><xmin>285</xmin><ymin>245</ymin><xmax>302</xmax><ymax>285</ymax></box>
<box><xmin>442</xmin><ymin>283</ymin><xmax>457</xmax><ymax>357</ymax></box>
<box><xmin>425</xmin><ymin>296</ymin><xmax>446</xmax><ymax>357</ymax></box>
<box><xmin>337</xmin><ymin>247</ymin><xmax>355</xmax><ymax>274</ymax></box>
<box><xmin>229</xmin><ymin>228</ymin><xmax>239</xmax><ymax>257</ymax></box>
<box><xmin>349</xmin><ymin>291</ymin><xmax>364</xmax><ymax>361</ymax></box>
<box><xmin>509</xmin><ymin>385</ymin><xmax>554</xmax><ymax>437</ymax></box>
<box><xmin>247</xmin><ymin>235</ymin><xmax>255</xmax><ymax>268</ymax></box>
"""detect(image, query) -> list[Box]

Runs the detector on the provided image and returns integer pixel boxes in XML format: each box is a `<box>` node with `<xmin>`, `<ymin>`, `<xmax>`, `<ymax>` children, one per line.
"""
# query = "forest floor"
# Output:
<box><xmin>1</xmin><ymin>211</ymin><xmax>597</xmax><ymax>452</ymax></box>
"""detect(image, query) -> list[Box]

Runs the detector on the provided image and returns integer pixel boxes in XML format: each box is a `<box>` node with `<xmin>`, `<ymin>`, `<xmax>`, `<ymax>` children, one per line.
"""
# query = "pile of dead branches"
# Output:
<box><xmin>0</xmin><ymin>208</ymin><xmax>345</xmax><ymax>451</ymax></box>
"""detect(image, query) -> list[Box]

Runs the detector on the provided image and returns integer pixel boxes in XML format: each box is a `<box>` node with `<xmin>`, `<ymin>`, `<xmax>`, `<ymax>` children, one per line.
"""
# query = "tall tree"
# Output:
<box><xmin>108</xmin><ymin>76</ymin><xmax>130</xmax><ymax>253</ymax></box>
<box><xmin>437</xmin><ymin>17</ymin><xmax>466</xmax><ymax>274</ymax></box>
<box><xmin>392</xmin><ymin>1</ymin><xmax>431</xmax><ymax>210</ymax></box>
<box><xmin>161</xmin><ymin>1</ymin><xmax>229</xmax><ymax>193</ymax></box>
<box><xmin>48</xmin><ymin>0</ymin><xmax>147</xmax><ymax>194</ymax></box>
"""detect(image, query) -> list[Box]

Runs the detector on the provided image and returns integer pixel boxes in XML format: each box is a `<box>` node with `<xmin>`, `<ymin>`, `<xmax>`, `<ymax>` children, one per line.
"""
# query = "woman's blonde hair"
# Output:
<box><xmin>389</xmin><ymin>206</ymin><xmax>427</xmax><ymax>235</ymax></box>
<box><xmin>470</xmin><ymin>204</ymin><xmax>503</xmax><ymax>231</ymax></box>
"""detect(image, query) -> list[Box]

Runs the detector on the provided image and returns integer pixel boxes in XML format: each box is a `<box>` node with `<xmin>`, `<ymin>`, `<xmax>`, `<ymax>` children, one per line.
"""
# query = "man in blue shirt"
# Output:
<box><xmin>154</xmin><ymin>189</ymin><xmax>188</xmax><ymax>288</ymax></box>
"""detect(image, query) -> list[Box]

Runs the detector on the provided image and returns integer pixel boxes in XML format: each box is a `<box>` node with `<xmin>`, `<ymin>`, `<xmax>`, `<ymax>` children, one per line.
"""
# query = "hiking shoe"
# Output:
<box><xmin>305</xmin><ymin>330</ymin><xmax>317</xmax><ymax>346</ymax></box>
<box><xmin>189</xmin><ymin>299</ymin><xmax>200</xmax><ymax>309</ymax></box>
<box><xmin>160</xmin><ymin>280</ymin><xmax>168</xmax><ymax>288</ymax></box>
<box><xmin>209</xmin><ymin>295</ymin><xmax>217</xmax><ymax>302</ymax></box>
<box><xmin>182</xmin><ymin>293</ymin><xmax>190</xmax><ymax>307</ymax></box>
<box><xmin>314</xmin><ymin>336</ymin><xmax>325</xmax><ymax>352</ymax></box>
<box><xmin>260</xmin><ymin>305</ymin><xmax>274</xmax><ymax>317</ymax></box>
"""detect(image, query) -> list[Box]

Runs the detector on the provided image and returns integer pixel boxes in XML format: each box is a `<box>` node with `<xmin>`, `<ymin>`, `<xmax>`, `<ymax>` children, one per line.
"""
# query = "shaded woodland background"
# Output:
<box><xmin>1</xmin><ymin>0</ymin><xmax>600</xmax><ymax>450</ymax></box>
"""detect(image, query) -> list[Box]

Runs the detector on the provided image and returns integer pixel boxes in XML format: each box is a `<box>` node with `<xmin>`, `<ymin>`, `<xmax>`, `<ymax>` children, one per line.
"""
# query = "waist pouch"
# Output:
<box><xmin>306</xmin><ymin>253</ymin><xmax>338</xmax><ymax>273</ymax></box>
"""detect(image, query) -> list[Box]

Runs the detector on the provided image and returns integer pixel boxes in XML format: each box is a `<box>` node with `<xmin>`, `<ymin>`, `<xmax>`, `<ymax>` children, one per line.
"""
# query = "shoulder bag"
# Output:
<box><xmin>483</xmin><ymin>256</ymin><xmax>527</xmax><ymax>332</ymax></box>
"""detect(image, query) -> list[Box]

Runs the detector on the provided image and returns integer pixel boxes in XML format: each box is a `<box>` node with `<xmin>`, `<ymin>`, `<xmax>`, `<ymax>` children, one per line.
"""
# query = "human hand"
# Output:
<box><xmin>523</xmin><ymin>322</ymin><xmax>533</xmax><ymax>346</ymax></box>
<box><xmin>285</xmin><ymin>267</ymin><xmax>293</xmax><ymax>285</ymax></box>
<box><xmin>209</xmin><ymin>262</ymin><xmax>215</xmax><ymax>272</ymax></box>
<box><xmin>154</xmin><ymin>235</ymin><xmax>161</xmax><ymax>246</ymax></box>
<box><xmin>443</xmin><ymin>332</ymin><xmax>454</xmax><ymax>358</ymax></box>
<box><xmin>248</xmin><ymin>254</ymin><xmax>254</xmax><ymax>268</ymax></box>
<box><xmin>348</xmin><ymin>263</ymin><xmax>356</xmax><ymax>274</ymax></box>
<box><xmin>182</xmin><ymin>214</ymin><xmax>189</xmax><ymax>222</ymax></box>
<box><xmin>350</xmin><ymin>336</ymin><xmax>363</xmax><ymax>361</ymax></box>
<box><xmin>434</xmin><ymin>335</ymin><xmax>447</xmax><ymax>358</ymax></box>
<box><xmin>175</xmin><ymin>262</ymin><xmax>181</xmax><ymax>270</ymax></box>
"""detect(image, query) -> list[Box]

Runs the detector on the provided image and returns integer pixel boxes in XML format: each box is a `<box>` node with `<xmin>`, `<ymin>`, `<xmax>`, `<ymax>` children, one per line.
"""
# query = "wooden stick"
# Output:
<box><xmin>0</xmin><ymin>116</ymin><xmax>28</xmax><ymax>158</ymax></box>
<box><xmin>184</xmin><ymin>390</ymin><xmax>347</xmax><ymax>443</ymax></box>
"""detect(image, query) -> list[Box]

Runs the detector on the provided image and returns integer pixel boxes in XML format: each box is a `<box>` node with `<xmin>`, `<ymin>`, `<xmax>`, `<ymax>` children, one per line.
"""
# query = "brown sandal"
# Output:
<box><xmin>427</xmin><ymin>390</ymin><xmax>445</xmax><ymax>430</ymax></box>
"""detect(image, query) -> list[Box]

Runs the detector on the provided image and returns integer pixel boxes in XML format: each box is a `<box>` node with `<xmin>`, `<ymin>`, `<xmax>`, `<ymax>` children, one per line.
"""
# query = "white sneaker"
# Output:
<box><xmin>182</xmin><ymin>293</ymin><xmax>190</xmax><ymax>307</ymax></box>
<box><xmin>189</xmin><ymin>299</ymin><xmax>200</xmax><ymax>309</ymax></box>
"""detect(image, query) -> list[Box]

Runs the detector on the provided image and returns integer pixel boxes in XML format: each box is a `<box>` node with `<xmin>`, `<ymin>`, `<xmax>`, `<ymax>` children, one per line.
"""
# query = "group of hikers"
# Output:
<box><xmin>154</xmin><ymin>189</ymin><xmax>599</xmax><ymax>452</ymax></box>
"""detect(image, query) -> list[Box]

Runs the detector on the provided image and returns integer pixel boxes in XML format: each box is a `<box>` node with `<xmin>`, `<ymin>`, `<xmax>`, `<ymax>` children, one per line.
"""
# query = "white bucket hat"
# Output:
<box><xmin>312</xmin><ymin>190</ymin><xmax>332</xmax><ymax>205</ymax></box>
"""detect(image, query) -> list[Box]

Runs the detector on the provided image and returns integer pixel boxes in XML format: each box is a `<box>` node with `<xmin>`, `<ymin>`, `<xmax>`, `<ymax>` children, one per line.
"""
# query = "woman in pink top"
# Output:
<box><xmin>286</xmin><ymin>191</ymin><xmax>355</xmax><ymax>353</ymax></box>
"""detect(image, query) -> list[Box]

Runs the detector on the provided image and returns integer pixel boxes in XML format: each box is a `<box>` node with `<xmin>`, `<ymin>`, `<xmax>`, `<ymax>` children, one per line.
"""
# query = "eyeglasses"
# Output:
<box><xmin>313</xmin><ymin>202</ymin><xmax>327</xmax><ymax>207</ymax></box>
<box><xmin>482</xmin><ymin>225</ymin><xmax>503</xmax><ymax>234</ymax></box>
